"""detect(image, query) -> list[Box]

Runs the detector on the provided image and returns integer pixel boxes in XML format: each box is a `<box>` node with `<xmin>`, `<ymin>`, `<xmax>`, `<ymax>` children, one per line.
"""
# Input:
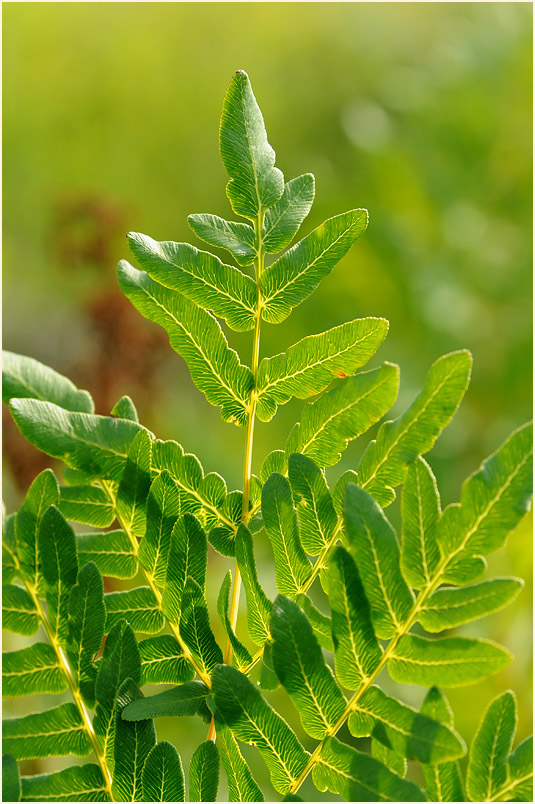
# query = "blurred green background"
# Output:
<box><xmin>3</xmin><ymin>2</ymin><xmax>532</xmax><ymax>799</ymax></box>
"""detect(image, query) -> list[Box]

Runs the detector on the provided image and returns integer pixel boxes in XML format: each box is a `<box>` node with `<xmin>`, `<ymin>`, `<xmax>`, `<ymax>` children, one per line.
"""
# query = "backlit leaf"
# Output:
<box><xmin>138</xmin><ymin>470</ymin><xmax>180</xmax><ymax>585</ymax></box>
<box><xmin>112</xmin><ymin>679</ymin><xmax>156</xmax><ymax>802</ymax></box>
<box><xmin>189</xmin><ymin>740</ymin><xmax>220</xmax><ymax>803</ymax></box>
<box><xmin>77</xmin><ymin>530</ymin><xmax>137</xmax><ymax>580</ymax></box>
<box><xmin>179</xmin><ymin>577</ymin><xmax>223</xmax><ymax>675</ymax></box>
<box><xmin>188</xmin><ymin>213</ymin><xmax>256</xmax><ymax>267</ymax></box>
<box><xmin>2</xmin><ymin>350</ymin><xmax>94</xmax><ymax>413</ymax></box>
<box><xmin>142</xmin><ymin>741</ymin><xmax>185</xmax><ymax>803</ymax></box>
<box><xmin>38</xmin><ymin>505</ymin><xmax>78</xmax><ymax>645</ymax></box>
<box><xmin>419</xmin><ymin>578</ymin><xmax>524</xmax><ymax>632</ymax></box>
<box><xmin>217</xmin><ymin>570</ymin><xmax>252</xmax><ymax>667</ymax></box>
<box><xmin>59</xmin><ymin>484</ymin><xmax>115</xmax><ymax>528</ymax></box>
<box><xmin>288</xmin><ymin>453</ymin><xmax>337</xmax><ymax>555</ymax></box>
<box><xmin>3</xmin><ymin>704</ymin><xmax>91</xmax><ymax>761</ymax></box>
<box><xmin>116</xmin><ymin>428</ymin><xmax>153</xmax><ymax>537</ymax></box>
<box><xmin>104</xmin><ymin>587</ymin><xmax>164</xmax><ymax>635</ymax></box>
<box><xmin>15</xmin><ymin>468</ymin><xmax>58</xmax><ymax>592</ymax></box>
<box><xmin>67</xmin><ymin>562</ymin><xmax>106</xmax><ymax>706</ymax></box>
<box><xmin>138</xmin><ymin>635</ymin><xmax>194</xmax><ymax>685</ymax></box>
<box><xmin>400</xmin><ymin>456</ymin><xmax>441</xmax><ymax>589</ymax></box>
<box><xmin>20</xmin><ymin>764</ymin><xmax>108</xmax><ymax>803</ymax></box>
<box><xmin>467</xmin><ymin>691</ymin><xmax>516</xmax><ymax>802</ymax></box>
<box><xmin>162</xmin><ymin>513</ymin><xmax>208</xmax><ymax>625</ymax></box>
<box><xmin>2</xmin><ymin>642</ymin><xmax>66</xmax><ymax>697</ymax></box>
<box><xmin>262</xmin><ymin>173</ymin><xmax>315</xmax><ymax>253</ymax></box>
<box><xmin>235</xmin><ymin>524</ymin><xmax>271</xmax><ymax>646</ymax></box>
<box><xmin>420</xmin><ymin>687</ymin><xmax>465</xmax><ymax>802</ymax></box>
<box><xmin>2</xmin><ymin>584</ymin><xmax>39</xmax><ymax>636</ymax></box>
<box><xmin>216</xmin><ymin>720</ymin><xmax>264</xmax><ymax>802</ymax></box>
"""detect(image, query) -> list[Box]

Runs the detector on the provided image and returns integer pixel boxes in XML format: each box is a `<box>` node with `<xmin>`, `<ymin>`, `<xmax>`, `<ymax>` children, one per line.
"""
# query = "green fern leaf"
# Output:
<box><xmin>437</xmin><ymin>422</ymin><xmax>533</xmax><ymax>585</ymax></box>
<box><xmin>138</xmin><ymin>635</ymin><xmax>194</xmax><ymax>685</ymax></box>
<box><xmin>9</xmin><ymin>399</ymin><xmax>147</xmax><ymax>482</ymax></box>
<box><xmin>371</xmin><ymin>739</ymin><xmax>407</xmax><ymax>778</ymax></box>
<box><xmin>20</xmin><ymin>764</ymin><xmax>108</xmax><ymax>802</ymax></box>
<box><xmin>3</xmin><ymin>513</ymin><xmax>18</xmax><ymax>585</ymax></box>
<box><xmin>59</xmin><ymin>485</ymin><xmax>115</xmax><ymax>528</ymax></box>
<box><xmin>187</xmin><ymin>213</ymin><xmax>256</xmax><ymax>267</ymax></box>
<box><xmin>78</xmin><ymin>530</ymin><xmax>137</xmax><ymax>580</ymax></box>
<box><xmin>138</xmin><ymin>470</ymin><xmax>180</xmax><ymax>586</ymax></box>
<box><xmin>256</xmin><ymin>317</ymin><xmax>388</xmax><ymax>421</ymax></box>
<box><xmin>116</xmin><ymin>428</ymin><xmax>153</xmax><ymax>537</ymax></box>
<box><xmin>67</xmin><ymin>562</ymin><xmax>106</xmax><ymax>706</ymax></box>
<box><xmin>179</xmin><ymin>577</ymin><xmax>223</xmax><ymax>675</ymax></box>
<box><xmin>312</xmin><ymin>736</ymin><xmax>426</xmax><ymax>801</ymax></box>
<box><xmin>419</xmin><ymin>578</ymin><xmax>524</xmax><ymax>632</ymax></box>
<box><xmin>357</xmin><ymin>350</ymin><xmax>472</xmax><ymax>506</ymax></box>
<box><xmin>216</xmin><ymin>720</ymin><xmax>264</xmax><ymax>802</ymax></box>
<box><xmin>500</xmin><ymin>737</ymin><xmax>533</xmax><ymax>802</ymax></box>
<box><xmin>260</xmin><ymin>209</ymin><xmax>368</xmax><ymax>324</ymax></box>
<box><xmin>212</xmin><ymin>665</ymin><xmax>309</xmax><ymax>795</ymax></box>
<box><xmin>271</xmin><ymin>595</ymin><xmax>346</xmax><ymax>739</ymax></box>
<box><xmin>348</xmin><ymin>685</ymin><xmax>465</xmax><ymax>764</ymax></box>
<box><xmin>189</xmin><ymin>740</ymin><xmax>220</xmax><ymax>803</ymax></box>
<box><xmin>3</xmin><ymin>703</ymin><xmax>91</xmax><ymax>760</ymax></box>
<box><xmin>111</xmin><ymin>394</ymin><xmax>139</xmax><ymax>422</ymax></box>
<box><xmin>122</xmin><ymin>681</ymin><xmax>210</xmax><ymax>721</ymax></box>
<box><xmin>296</xmin><ymin>594</ymin><xmax>333</xmax><ymax>652</ymax></box>
<box><xmin>2</xmin><ymin>642</ymin><xmax>66</xmax><ymax>697</ymax></box>
<box><xmin>262</xmin><ymin>173</ymin><xmax>315</xmax><ymax>253</ymax></box>
<box><xmin>105</xmin><ymin>587</ymin><xmax>164</xmax><ymax>635</ymax></box>
<box><xmin>2</xmin><ymin>350</ymin><xmax>94</xmax><ymax>413</ymax></box>
<box><xmin>38</xmin><ymin>505</ymin><xmax>78</xmax><ymax>645</ymax></box>
<box><xmin>162</xmin><ymin>513</ymin><xmax>208</xmax><ymax>625</ymax></box>
<box><xmin>296</xmin><ymin>362</ymin><xmax>399</xmax><ymax>468</ymax></box>
<box><xmin>219</xmin><ymin>70</ymin><xmax>284</xmax><ymax>219</ymax></box>
<box><xmin>218</xmin><ymin>571</ymin><xmax>252</xmax><ymax>667</ymax></box>
<box><xmin>389</xmin><ymin>634</ymin><xmax>511</xmax><ymax>686</ymax></box>
<box><xmin>327</xmin><ymin>545</ymin><xmax>382</xmax><ymax>690</ymax></box>
<box><xmin>118</xmin><ymin>260</ymin><xmax>253</xmax><ymax>425</ymax></box>
<box><xmin>234</xmin><ymin>524</ymin><xmax>271</xmax><ymax>646</ymax></box>
<box><xmin>142</xmin><ymin>741</ymin><xmax>185</xmax><ymax>803</ymax></box>
<box><xmin>420</xmin><ymin>687</ymin><xmax>465</xmax><ymax>802</ymax></box>
<box><xmin>15</xmin><ymin>468</ymin><xmax>58</xmax><ymax>592</ymax></box>
<box><xmin>128</xmin><ymin>232</ymin><xmax>257</xmax><ymax>332</ymax></box>
<box><xmin>2</xmin><ymin>584</ymin><xmax>39</xmax><ymax>636</ymax></box>
<box><xmin>3</xmin><ymin>753</ymin><xmax>21</xmax><ymax>803</ymax></box>
<box><xmin>261</xmin><ymin>473</ymin><xmax>312</xmax><ymax>598</ymax></box>
<box><xmin>112</xmin><ymin>678</ymin><xmax>156</xmax><ymax>803</ymax></box>
<box><xmin>467</xmin><ymin>691</ymin><xmax>517</xmax><ymax>802</ymax></box>
<box><xmin>344</xmin><ymin>484</ymin><xmax>414</xmax><ymax>639</ymax></box>
<box><xmin>288</xmin><ymin>453</ymin><xmax>337</xmax><ymax>555</ymax></box>
<box><xmin>400</xmin><ymin>456</ymin><xmax>441</xmax><ymax>589</ymax></box>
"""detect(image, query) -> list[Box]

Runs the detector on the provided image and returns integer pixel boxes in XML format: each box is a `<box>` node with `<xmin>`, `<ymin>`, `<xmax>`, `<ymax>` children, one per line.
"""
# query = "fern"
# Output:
<box><xmin>2</xmin><ymin>70</ymin><xmax>532</xmax><ymax>803</ymax></box>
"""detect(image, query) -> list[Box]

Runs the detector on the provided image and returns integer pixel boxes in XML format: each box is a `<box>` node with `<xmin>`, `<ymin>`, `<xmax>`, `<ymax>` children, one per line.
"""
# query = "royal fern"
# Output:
<box><xmin>2</xmin><ymin>70</ymin><xmax>532</xmax><ymax>803</ymax></box>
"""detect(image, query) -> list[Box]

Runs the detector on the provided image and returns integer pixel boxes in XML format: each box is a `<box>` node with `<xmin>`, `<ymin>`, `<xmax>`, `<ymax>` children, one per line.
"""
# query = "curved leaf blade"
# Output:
<box><xmin>77</xmin><ymin>530</ymin><xmax>137</xmax><ymax>580</ymax></box>
<box><xmin>2</xmin><ymin>642</ymin><xmax>66</xmax><ymax>697</ymax></box>
<box><xmin>20</xmin><ymin>764</ymin><xmax>108</xmax><ymax>803</ymax></box>
<box><xmin>67</xmin><ymin>561</ymin><xmax>106</xmax><ymax>706</ymax></box>
<box><xmin>188</xmin><ymin>213</ymin><xmax>256</xmax><ymax>267</ymax></box>
<box><xmin>112</xmin><ymin>678</ymin><xmax>156</xmax><ymax>803</ymax></box>
<box><xmin>3</xmin><ymin>704</ymin><xmax>91</xmax><ymax>761</ymax></box>
<box><xmin>419</xmin><ymin>578</ymin><xmax>524</xmax><ymax>632</ymax></box>
<box><xmin>142</xmin><ymin>741</ymin><xmax>185</xmax><ymax>803</ymax></box>
<box><xmin>400</xmin><ymin>456</ymin><xmax>441</xmax><ymax>589</ymax></box>
<box><xmin>467</xmin><ymin>691</ymin><xmax>517</xmax><ymax>802</ymax></box>
<box><xmin>2</xmin><ymin>584</ymin><xmax>39</xmax><ymax>636</ymax></box>
<box><xmin>2</xmin><ymin>350</ymin><xmax>94</xmax><ymax>413</ymax></box>
<box><xmin>262</xmin><ymin>173</ymin><xmax>315</xmax><ymax>253</ymax></box>
<box><xmin>138</xmin><ymin>635</ymin><xmax>194</xmax><ymax>686</ymax></box>
<box><xmin>235</xmin><ymin>524</ymin><xmax>272</xmax><ymax>646</ymax></box>
<box><xmin>189</xmin><ymin>740</ymin><xmax>220</xmax><ymax>803</ymax></box>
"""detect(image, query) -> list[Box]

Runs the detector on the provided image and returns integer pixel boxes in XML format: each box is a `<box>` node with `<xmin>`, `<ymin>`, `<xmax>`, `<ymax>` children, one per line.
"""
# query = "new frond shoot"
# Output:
<box><xmin>2</xmin><ymin>70</ymin><xmax>532</xmax><ymax>803</ymax></box>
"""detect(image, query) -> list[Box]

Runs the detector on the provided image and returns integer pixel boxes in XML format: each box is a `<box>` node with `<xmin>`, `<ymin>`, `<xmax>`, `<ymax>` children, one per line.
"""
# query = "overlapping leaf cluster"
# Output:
<box><xmin>2</xmin><ymin>70</ymin><xmax>533</xmax><ymax>803</ymax></box>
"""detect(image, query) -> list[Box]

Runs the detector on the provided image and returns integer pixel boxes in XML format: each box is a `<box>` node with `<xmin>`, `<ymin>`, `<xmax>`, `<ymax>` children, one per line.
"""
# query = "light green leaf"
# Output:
<box><xmin>20</xmin><ymin>764</ymin><xmax>108</xmax><ymax>802</ymax></box>
<box><xmin>189</xmin><ymin>740</ymin><xmax>220</xmax><ymax>803</ymax></box>
<box><xmin>3</xmin><ymin>513</ymin><xmax>18</xmax><ymax>585</ymax></box>
<box><xmin>2</xmin><ymin>350</ymin><xmax>94</xmax><ymax>413</ymax></box>
<box><xmin>389</xmin><ymin>634</ymin><xmax>511</xmax><ymax>687</ymax></box>
<box><xmin>138</xmin><ymin>470</ymin><xmax>180</xmax><ymax>585</ymax></box>
<box><xmin>116</xmin><ymin>428</ymin><xmax>153</xmax><ymax>537</ymax></box>
<box><xmin>105</xmin><ymin>587</ymin><xmax>164</xmax><ymax>635</ymax></box>
<box><xmin>138</xmin><ymin>635</ymin><xmax>194</xmax><ymax>685</ymax></box>
<box><xmin>188</xmin><ymin>213</ymin><xmax>256</xmax><ymax>267</ymax></box>
<box><xmin>212</xmin><ymin>665</ymin><xmax>309</xmax><ymax>795</ymax></box>
<box><xmin>437</xmin><ymin>422</ymin><xmax>533</xmax><ymax>585</ymax></box>
<box><xmin>15</xmin><ymin>468</ymin><xmax>59</xmax><ymax>592</ymax></box>
<box><xmin>371</xmin><ymin>739</ymin><xmax>407</xmax><ymax>779</ymax></box>
<box><xmin>467</xmin><ymin>691</ymin><xmax>517</xmax><ymax>802</ymax></box>
<box><xmin>400</xmin><ymin>456</ymin><xmax>441</xmax><ymax>589</ymax></box>
<box><xmin>312</xmin><ymin>736</ymin><xmax>426</xmax><ymax>802</ymax></box>
<box><xmin>128</xmin><ymin>232</ymin><xmax>257</xmax><ymax>331</ymax></box>
<box><xmin>419</xmin><ymin>578</ymin><xmax>524</xmax><ymax>632</ymax></box>
<box><xmin>344</xmin><ymin>484</ymin><xmax>414</xmax><ymax>639</ymax></box>
<box><xmin>348</xmin><ymin>685</ymin><xmax>465</xmax><ymax>764</ymax></box>
<box><xmin>262</xmin><ymin>173</ymin><xmax>315</xmax><ymax>253</ymax></box>
<box><xmin>260</xmin><ymin>449</ymin><xmax>286</xmax><ymax>483</ymax></box>
<box><xmin>2</xmin><ymin>584</ymin><xmax>39</xmax><ymax>636</ymax></box>
<box><xmin>297</xmin><ymin>363</ymin><xmax>400</xmax><ymax>468</ymax></box>
<box><xmin>38</xmin><ymin>505</ymin><xmax>78</xmax><ymax>645</ymax></box>
<box><xmin>261</xmin><ymin>473</ymin><xmax>312</xmax><ymax>598</ymax></box>
<box><xmin>118</xmin><ymin>261</ymin><xmax>253</xmax><ymax>426</ymax></box>
<box><xmin>162</xmin><ymin>513</ymin><xmax>208</xmax><ymax>625</ymax></box>
<box><xmin>296</xmin><ymin>594</ymin><xmax>333</xmax><ymax>652</ymax></box>
<box><xmin>260</xmin><ymin>209</ymin><xmax>368</xmax><ymax>324</ymax></box>
<box><xmin>256</xmin><ymin>317</ymin><xmax>387</xmax><ymax>421</ymax></box>
<box><xmin>216</xmin><ymin>721</ymin><xmax>264</xmax><ymax>802</ymax></box>
<box><xmin>218</xmin><ymin>571</ymin><xmax>252</xmax><ymax>668</ymax></box>
<box><xmin>259</xmin><ymin>640</ymin><xmax>279</xmax><ymax>691</ymax></box>
<box><xmin>288</xmin><ymin>453</ymin><xmax>337</xmax><ymax>555</ymax></box>
<box><xmin>271</xmin><ymin>595</ymin><xmax>346</xmax><ymax>739</ymax></box>
<box><xmin>9</xmin><ymin>398</ymin><xmax>148</xmax><ymax>482</ymax></box>
<box><xmin>78</xmin><ymin>530</ymin><xmax>137</xmax><ymax>580</ymax></box>
<box><xmin>420</xmin><ymin>687</ymin><xmax>465</xmax><ymax>802</ymax></box>
<box><xmin>327</xmin><ymin>546</ymin><xmax>382</xmax><ymax>690</ymax></box>
<box><xmin>3</xmin><ymin>753</ymin><xmax>21</xmax><ymax>803</ymax></box>
<box><xmin>143</xmin><ymin>741</ymin><xmax>185</xmax><ymax>803</ymax></box>
<box><xmin>2</xmin><ymin>642</ymin><xmax>66</xmax><ymax>697</ymax></box>
<box><xmin>59</xmin><ymin>484</ymin><xmax>115</xmax><ymax>528</ymax></box>
<box><xmin>499</xmin><ymin>737</ymin><xmax>533</xmax><ymax>802</ymax></box>
<box><xmin>112</xmin><ymin>679</ymin><xmax>156</xmax><ymax>803</ymax></box>
<box><xmin>357</xmin><ymin>350</ymin><xmax>473</xmax><ymax>506</ymax></box>
<box><xmin>219</xmin><ymin>70</ymin><xmax>284</xmax><ymax>219</ymax></box>
<box><xmin>122</xmin><ymin>681</ymin><xmax>210</xmax><ymax>721</ymax></box>
<box><xmin>111</xmin><ymin>394</ymin><xmax>139</xmax><ymax>422</ymax></box>
<box><xmin>234</xmin><ymin>524</ymin><xmax>271</xmax><ymax>646</ymax></box>
<box><xmin>3</xmin><ymin>703</ymin><xmax>91</xmax><ymax>761</ymax></box>
<box><xmin>179</xmin><ymin>577</ymin><xmax>223</xmax><ymax>675</ymax></box>
<box><xmin>67</xmin><ymin>562</ymin><xmax>106</xmax><ymax>707</ymax></box>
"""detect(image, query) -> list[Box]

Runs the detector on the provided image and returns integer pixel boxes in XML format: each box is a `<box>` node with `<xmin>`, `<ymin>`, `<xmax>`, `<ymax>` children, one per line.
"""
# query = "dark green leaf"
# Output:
<box><xmin>296</xmin><ymin>594</ymin><xmax>333</xmax><ymax>652</ymax></box>
<box><xmin>138</xmin><ymin>635</ymin><xmax>194</xmax><ymax>685</ymax></box>
<box><xmin>235</xmin><ymin>524</ymin><xmax>271</xmax><ymax>646</ymax></box>
<box><xmin>467</xmin><ymin>691</ymin><xmax>517</xmax><ymax>802</ymax></box>
<box><xmin>122</xmin><ymin>681</ymin><xmax>210</xmax><ymax>721</ymax></box>
<box><xmin>138</xmin><ymin>470</ymin><xmax>180</xmax><ymax>585</ymax></box>
<box><xmin>38</xmin><ymin>505</ymin><xmax>78</xmax><ymax>645</ymax></box>
<box><xmin>142</xmin><ymin>741</ymin><xmax>185</xmax><ymax>803</ymax></box>
<box><xmin>77</xmin><ymin>530</ymin><xmax>137</xmax><ymax>580</ymax></box>
<box><xmin>179</xmin><ymin>577</ymin><xmax>223</xmax><ymax>675</ymax></box>
<box><xmin>420</xmin><ymin>687</ymin><xmax>465</xmax><ymax>802</ymax></box>
<box><xmin>104</xmin><ymin>586</ymin><xmax>164</xmax><ymax>635</ymax></box>
<box><xmin>116</xmin><ymin>428</ymin><xmax>153</xmax><ymax>537</ymax></box>
<box><xmin>189</xmin><ymin>740</ymin><xmax>220</xmax><ymax>803</ymax></box>
<box><xmin>112</xmin><ymin>679</ymin><xmax>156</xmax><ymax>802</ymax></box>
<box><xmin>217</xmin><ymin>570</ymin><xmax>252</xmax><ymax>668</ymax></box>
<box><xmin>2</xmin><ymin>584</ymin><xmax>39</xmax><ymax>636</ymax></box>
<box><xmin>15</xmin><ymin>468</ymin><xmax>58</xmax><ymax>592</ymax></box>
<box><xmin>162</xmin><ymin>513</ymin><xmax>208</xmax><ymax>625</ymax></box>
<box><xmin>67</xmin><ymin>562</ymin><xmax>106</xmax><ymax>706</ymax></box>
<box><xmin>3</xmin><ymin>754</ymin><xmax>20</xmax><ymax>803</ymax></box>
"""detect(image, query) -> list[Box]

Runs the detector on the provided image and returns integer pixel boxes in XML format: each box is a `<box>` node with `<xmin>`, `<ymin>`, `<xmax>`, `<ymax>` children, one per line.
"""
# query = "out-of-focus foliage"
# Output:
<box><xmin>3</xmin><ymin>3</ymin><xmax>532</xmax><ymax>796</ymax></box>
